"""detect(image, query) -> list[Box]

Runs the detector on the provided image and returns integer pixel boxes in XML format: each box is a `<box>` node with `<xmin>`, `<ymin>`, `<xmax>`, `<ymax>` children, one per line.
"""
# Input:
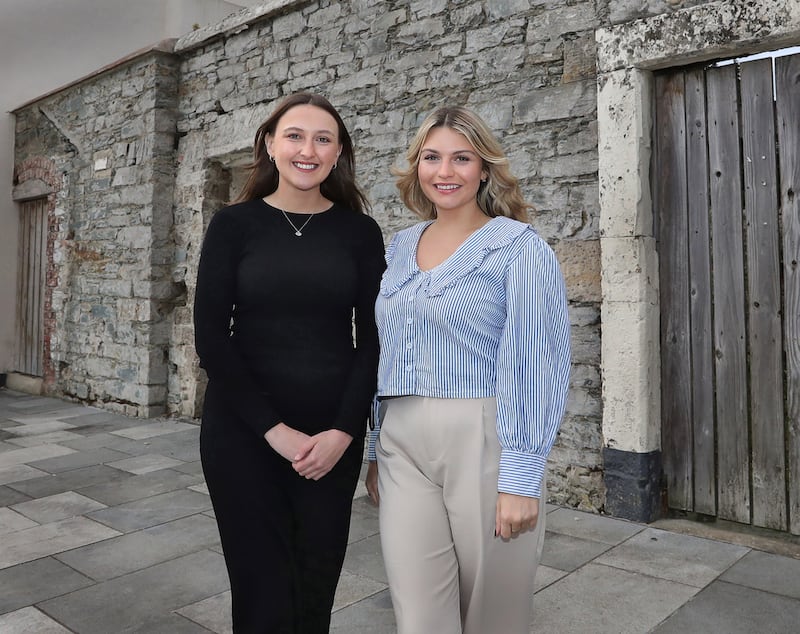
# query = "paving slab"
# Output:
<box><xmin>546</xmin><ymin>507</ymin><xmax>646</xmax><ymax>544</ymax></box>
<box><xmin>347</xmin><ymin>495</ymin><xmax>380</xmax><ymax>543</ymax></box>
<box><xmin>0</xmin><ymin>516</ymin><xmax>120</xmax><ymax>570</ymax></box>
<box><xmin>117</xmin><ymin>612</ymin><xmax>213</xmax><ymax>633</ymax></box>
<box><xmin>58</xmin><ymin>411</ymin><xmax>129</xmax><ymax>429</ymax></box>
<box><xmin>176</xmin><ymin>590</ymin><xmax>232</xmax><ymax>634</ymax></box>
<box><xmin>0</xmin><ymin>506</ymin><xmax>38</xmax><ymax>534</ymax></box>
<box><xmin>330</xmin><ymin>588</ymin><xmax>396</xmax><ymax>634</ymax></box>
<box><xmin>110</xmin><ymin>420</ymin><xmax>197</xmax><ymax>440</ymax></box>
<box><xmin>651</xmin><ymin>580</ymin><xmax>800</xmax><ymax>633</ymax></box>
<box><xmin>0</xmin><ymin>606</ymin><xmax>72</xmax><ymax>633</ymax></box>
<box><xmin>173</xmin><ymin>460</ymin><xmax>204</xmax><ymax>477</ymax></box>
<box><xmin>2</xmin><ymin>408</ymin><xmax>98</xmax><ymax>424</ymax></box>
<box><xmin>54</xmin><ymin>514</ymin><xmax>221</xmax><ymax>581</ymax></box>
<box><xmin>595</xmin><ymin>527</ymin><xmax>750</xmax><ymax>587</ymax></box>
<box><xmin>28</xmin><ymin>447</ymin><xmax>132</xmax><ymax>473</ymax></box>
<box><xmin>76</xmin><ymin>467</ymin><xmax>202</xmax><ymax>505</ymax></box>
<box><xmin>719</xmin><ymin>549</ymin><xmax>800</xmax><ymax>599</ymax></box>
<box><xmin>534</xmin><ymin>564</ymin><xmax>569</xmax><ymax>592</ymax></box>
<box><xmin>0</xmin><ymin>444</ymin><xmax>75</xmax><ymax>469</ymax></box>
<box><xmin>0</xmin><ymin>485</ymin><xmax>31</xmax><ymax>507</ymax></box>
<box><xmin>11</xmin><ymin>491</ymin><xmax>107</xmax><ymax>524</ymax></box>
<box><xmin>7</xmin><ymin>464</ymin><xmax>133</xmax><ymax>499</ymax></box>
<box><xmin>61</xmin><ymin>432</ymin><xmax>159</xmax><ymax>456</ymax></box>
<box><xmin>539</xmin><ymin>530</ymin><xmax>614</xmax><ymax>572</ymax></box>
<box><xmin>531</xmin><ymin>562</ymin><xmax>699</xmax><ymax>634</ymax></box>
<box><xmin>2</xmin><ymin>421</ymin><xmax>76</xmax><ymax>436</ymax></box>
<box><xmin>189</xmin><ymin>482</ymin><xmax>210</xmax><ymax>495</ymax></box>
<box><xmin>341</xmin><ymin>533</ymin><xmax>388</xmax><ymax>585</ymax></box>
<box><xmin>38</xmin><ymin>549</ymin><xmax>230</xmax><ymax>634</ymax></box>
<box><xmin>0</xmin><ymin>557</ymin><xmax>93</xmax><ymax>614</ymax></box>
<box><xmin>107</xmin><ymin>452</ymin><xmax>186</xmax><ymax>474</ymax></box>
<box><xmin>0</xmin><ymin>463</ymin><xmax>48</xmax><ymax>486</ymax></box>
<box><xmin>334</xmin><ymin>569</ymin><xmax>388</xmax><ymax>612</ymax></box>
<box><xmin>5</xmin><ymin>430</ymin><xmax>85</xmax><ymax>447</ymax></box>
<box><xmin>86</xmin><ymin>488</ymin><xmax>213</xmax><ymax>532</ymax></box>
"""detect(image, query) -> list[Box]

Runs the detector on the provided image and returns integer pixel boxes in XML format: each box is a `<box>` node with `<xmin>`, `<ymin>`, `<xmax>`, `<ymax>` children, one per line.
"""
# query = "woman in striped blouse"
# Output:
<box><xmin>365</xmin><ymin>106</ymin><xmax>571</xmax><ymax>634</ymax></box>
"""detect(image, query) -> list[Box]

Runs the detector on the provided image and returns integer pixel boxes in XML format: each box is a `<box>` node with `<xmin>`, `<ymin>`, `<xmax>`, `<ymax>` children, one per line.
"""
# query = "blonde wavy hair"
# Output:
<box><xmin>393</xmin><ymin>106</ymin><xmax>533</xmax><ymax>221</ymax></box>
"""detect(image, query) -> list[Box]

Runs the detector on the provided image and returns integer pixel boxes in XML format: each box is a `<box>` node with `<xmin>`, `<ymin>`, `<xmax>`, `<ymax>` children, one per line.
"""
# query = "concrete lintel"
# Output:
<box><xmin>204</xmin><ymin>102</ymin><xmax>274</xmax><ymax>161</ymax></box>
<box><xmin>597</xmin><ymin>0</ymin><xmax>800</xmax><ymax>73</ymax></box>
<box><xmin>12</xmin><ymin>178</ymin><xmax>53</xmax><ymax>202</ymax></box>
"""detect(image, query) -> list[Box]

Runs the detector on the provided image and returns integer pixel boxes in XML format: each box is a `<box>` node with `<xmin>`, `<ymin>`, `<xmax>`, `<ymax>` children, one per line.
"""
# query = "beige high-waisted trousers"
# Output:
<box><xmin>376</xmin><ymin>396</ymin><xmax>546</xmax><ymax>634</ymax></box>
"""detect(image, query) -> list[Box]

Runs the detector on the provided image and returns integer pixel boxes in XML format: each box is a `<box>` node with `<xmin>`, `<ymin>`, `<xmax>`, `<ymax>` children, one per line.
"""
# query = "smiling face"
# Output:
<box><xmin>416</xmin><ymin>126</ymin><xmax>488</xmax><ymax>218</ymax></box>
<box><xmin>266</xmin><ymin>104</ymin><xmax>342</xmax><ymax>197</ymax></box>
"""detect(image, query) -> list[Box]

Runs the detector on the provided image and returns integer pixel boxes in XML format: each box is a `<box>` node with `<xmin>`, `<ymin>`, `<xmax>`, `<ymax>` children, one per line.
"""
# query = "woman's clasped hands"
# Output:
<box><xmin>264</xmin><ymin>424</ymin><xmax>353</xmax><ymax>480</ymax></box>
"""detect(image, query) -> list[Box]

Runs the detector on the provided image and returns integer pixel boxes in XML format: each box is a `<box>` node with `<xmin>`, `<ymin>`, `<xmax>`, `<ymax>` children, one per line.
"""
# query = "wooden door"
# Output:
<box><xmin>15</xmin><ymin>197</ymin><xmax>48</xmax><ymax>377</ymax></box>
<box><xmin>655</xmin><ymin>52</ymin><xmax>800</xmax><ymax>534</ymax></box>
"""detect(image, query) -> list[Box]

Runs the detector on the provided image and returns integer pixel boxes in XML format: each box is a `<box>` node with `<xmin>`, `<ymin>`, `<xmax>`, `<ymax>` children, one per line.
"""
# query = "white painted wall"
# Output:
<box><xmin>0</xmin><ymin>0</ymin><xmax>264</xmax><ymax>376</ymax></box>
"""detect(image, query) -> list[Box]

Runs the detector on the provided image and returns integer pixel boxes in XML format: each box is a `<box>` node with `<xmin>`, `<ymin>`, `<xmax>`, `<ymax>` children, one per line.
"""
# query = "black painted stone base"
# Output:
<box><xmin>0</xmin><ymin>373</ymin><xmax>5</xmax><ymax>388</ymax></box>
<box><xmin>603</xmin><ymin>447</ymin><xmax>662</xmax><ymax>523</ymax></box>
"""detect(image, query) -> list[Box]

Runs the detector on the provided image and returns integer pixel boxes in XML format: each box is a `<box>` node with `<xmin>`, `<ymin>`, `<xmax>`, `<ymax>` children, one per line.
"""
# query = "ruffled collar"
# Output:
<box><xmin>380</xmin><ymin>216</ymin><xmax>530</xmax><ymax>296</ymax></box>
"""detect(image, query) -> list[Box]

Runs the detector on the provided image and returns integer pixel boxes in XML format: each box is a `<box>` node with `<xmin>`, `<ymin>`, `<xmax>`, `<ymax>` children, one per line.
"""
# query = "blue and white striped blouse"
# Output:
<box><xmin>368</xmin><ymin>215</ymin><xmax>571</xmax><ymax>498</ymax></box>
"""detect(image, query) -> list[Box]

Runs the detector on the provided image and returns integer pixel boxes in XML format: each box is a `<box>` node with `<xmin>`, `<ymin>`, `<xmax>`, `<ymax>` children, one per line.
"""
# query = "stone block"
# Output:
<box><xmin>563</xmin><ymin>34</ymin><xmax>597</xmax><ymax>83</ymax></box>
<box><xmin>527</xmin><ymin>3</ymin><xmax>596</xmax><ymax>43</ymax></box>
<box><xmin>553</xmin><ymin>239</ymin><xmax>601</xmax><ymax>303</ymax></box>
<box><xmin>515</xmin><ymin>80</ymin><xmax>597</xmax><ymax>124</ymax></box>
<box><xmin>410</xmin><ymin>0</ymin><xmax>447</xmax><ymax>18</ymax></box>
<box><xmin>487</xmin><ymin>0</ymin><xmax>531</xmax><ymax>20</ymax></box>
<box><xmin>273</xmin><ymin>10</ymin><xmax>305</xmax><ymax>39</ymax></box>
<box><xmin>597</xmin><ymin>67</ymin><xmax>654</xmax><ymax>238</ymax></box>
<box><xmin>601</xmin><ymin>236</ymin><xmax>659</xmax><ymax>304</ymax></box>
<box><xmin>601</xmin><ymin>299</ymin><xmax>661</xmax><ymax>453</ymax></box>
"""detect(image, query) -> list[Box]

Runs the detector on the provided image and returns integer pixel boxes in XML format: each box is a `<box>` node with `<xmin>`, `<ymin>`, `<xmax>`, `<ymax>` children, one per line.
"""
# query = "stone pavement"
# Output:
<box><xmin>1</xmin><ymin>387</ymin><xmax>799</xmax><ymax>633</ymax></box>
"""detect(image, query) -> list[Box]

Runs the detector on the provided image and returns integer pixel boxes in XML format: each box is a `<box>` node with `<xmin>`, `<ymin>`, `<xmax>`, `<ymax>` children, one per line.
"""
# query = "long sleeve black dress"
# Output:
<box><xmin>194</xmin><ymin>199</ymin><xmax>385</xmax><ymax>633</ymax></box>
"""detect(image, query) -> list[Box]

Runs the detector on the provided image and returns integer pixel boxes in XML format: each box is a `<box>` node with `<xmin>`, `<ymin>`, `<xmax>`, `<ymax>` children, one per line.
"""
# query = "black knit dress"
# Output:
<box><xmin>194</xmin><ymin>199</ymin><xmax>385</xmax><ymax>633</ymax></box>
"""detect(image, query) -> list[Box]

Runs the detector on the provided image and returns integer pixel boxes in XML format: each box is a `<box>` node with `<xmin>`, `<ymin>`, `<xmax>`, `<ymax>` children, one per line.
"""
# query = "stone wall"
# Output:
<box><xmin>170</xmin><ymin>0</ymin><xmax>604</xmax><ymax>509</ymax></box>
<box><xmin>14</xmin><ymin>48</ymin><xmax>180</xmax><ymax>417</ymax></box>
<box><xmin>13</xmin><ymin>0</ymin><xmax>748</xmax><ymax>511</ymax></box>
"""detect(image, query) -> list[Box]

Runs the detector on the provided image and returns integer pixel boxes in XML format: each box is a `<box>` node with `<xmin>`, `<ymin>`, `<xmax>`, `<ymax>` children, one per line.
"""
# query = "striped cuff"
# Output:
<box><xmin>497</xmin><ymin>450</ymin><xmax>547</xmax><ymax>498</ymax></box>
<box><xmin>367</xmin><ymin>396</ymin><xmax>381</xmax><ymax>461</ymax></box>
<box><xmin>367</xmin><ymin>427</ymin><xmax>379</xmax><ymax>461</ymax></box>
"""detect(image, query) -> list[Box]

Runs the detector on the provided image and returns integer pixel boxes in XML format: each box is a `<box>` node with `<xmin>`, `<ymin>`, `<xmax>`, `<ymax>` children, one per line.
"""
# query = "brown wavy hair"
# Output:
<box><xmin>234</xmin><ymin>92</ymin><xmax>369</xmax><ymax>214</ymax></box>
<box><xmin>393</xmin><ymin>106</ymin><xmax>533</xmax><ymax>221</ymax></box>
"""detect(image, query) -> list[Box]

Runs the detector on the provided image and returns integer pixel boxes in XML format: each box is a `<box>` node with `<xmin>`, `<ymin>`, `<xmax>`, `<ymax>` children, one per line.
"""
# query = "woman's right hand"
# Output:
<box><xmin>264</xmin><ymin>423</ymin><xmax>311</xmax><ymax>463</ymax></box>
<box><xmin>366</xmin><ymin>460</ymin><xmax>379</xmax><ymax>506</ymax></box>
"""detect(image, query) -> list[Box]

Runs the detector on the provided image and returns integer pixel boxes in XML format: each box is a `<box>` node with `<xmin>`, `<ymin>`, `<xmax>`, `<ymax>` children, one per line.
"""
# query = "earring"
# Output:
<box><xmin>268</xmin><ymin>155</ymin><xmax>274</xmax><ymax>163</ymax></box>
<box><xmin>333</xmin><ymin>161</ymin><xmax>338</xmax><ymax>169</ymax></box>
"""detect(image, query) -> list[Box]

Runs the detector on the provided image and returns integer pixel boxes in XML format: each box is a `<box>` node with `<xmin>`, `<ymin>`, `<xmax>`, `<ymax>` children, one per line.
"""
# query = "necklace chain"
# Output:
<box><xmin>279</xmin><ymin>208</ymin><xmax>314</xmax><ymax>237</ymax></box>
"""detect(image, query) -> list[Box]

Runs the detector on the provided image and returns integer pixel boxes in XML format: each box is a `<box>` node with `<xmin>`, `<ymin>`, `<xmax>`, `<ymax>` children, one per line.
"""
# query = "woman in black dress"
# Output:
<box><xmin>194</xmin><ymin>93</ymin><xmax>384</xmax><ymax>633</ymax></box>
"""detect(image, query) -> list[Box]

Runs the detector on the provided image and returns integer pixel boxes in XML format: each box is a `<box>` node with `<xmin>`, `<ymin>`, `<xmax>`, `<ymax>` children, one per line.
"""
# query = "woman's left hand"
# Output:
<box><xmin>292</xmin><ymin>429</ymin><xmax>353</xmax><ymax>480</ymax></box>
<box><xmin>495</xmin><ymin>492</ymin><xmax>540</xmax><ymax>540</ymax></box>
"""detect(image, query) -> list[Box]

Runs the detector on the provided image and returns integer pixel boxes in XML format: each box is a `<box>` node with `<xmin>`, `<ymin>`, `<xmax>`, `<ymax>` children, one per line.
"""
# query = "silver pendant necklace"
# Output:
<box><xmin>279</xmin><ymin>208</ymin><xmax>314</xmax><ymax>237</ymax></box>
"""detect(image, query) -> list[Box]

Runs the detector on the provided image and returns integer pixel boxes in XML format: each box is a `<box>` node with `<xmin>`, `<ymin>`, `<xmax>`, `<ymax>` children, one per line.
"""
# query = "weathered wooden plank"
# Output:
<box><xmin>34</xmin><ymin>199</ymin><xmax>46</xmax><ymax>376</ymax></box>
<box><xmin>776</xmin><ymin>52</ymin><xmax>800</xmax><ymax>536</ymax></box>
<box><xmin>684</xmin><ymin>67</ymin><xmax>715</xmax><ymax>516</ymax></box>
<box><xmin>707</xmin><ymin>64</ymin><xmax>750</xmax><ymax>524</ymax></box>
<box><xmin>15</xmin><ymin>204</ymin><xmax>27</xmax><ymax>372</ymax></box>
<box><xmin>655</xmin><ymin>71</ymin><xmax>693</xmax><ymax>511</ymax></box>
<box><xmin>741</xmin><ymin>58</ymin><xmax>786</xmax><ymax>531</ymax></box>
